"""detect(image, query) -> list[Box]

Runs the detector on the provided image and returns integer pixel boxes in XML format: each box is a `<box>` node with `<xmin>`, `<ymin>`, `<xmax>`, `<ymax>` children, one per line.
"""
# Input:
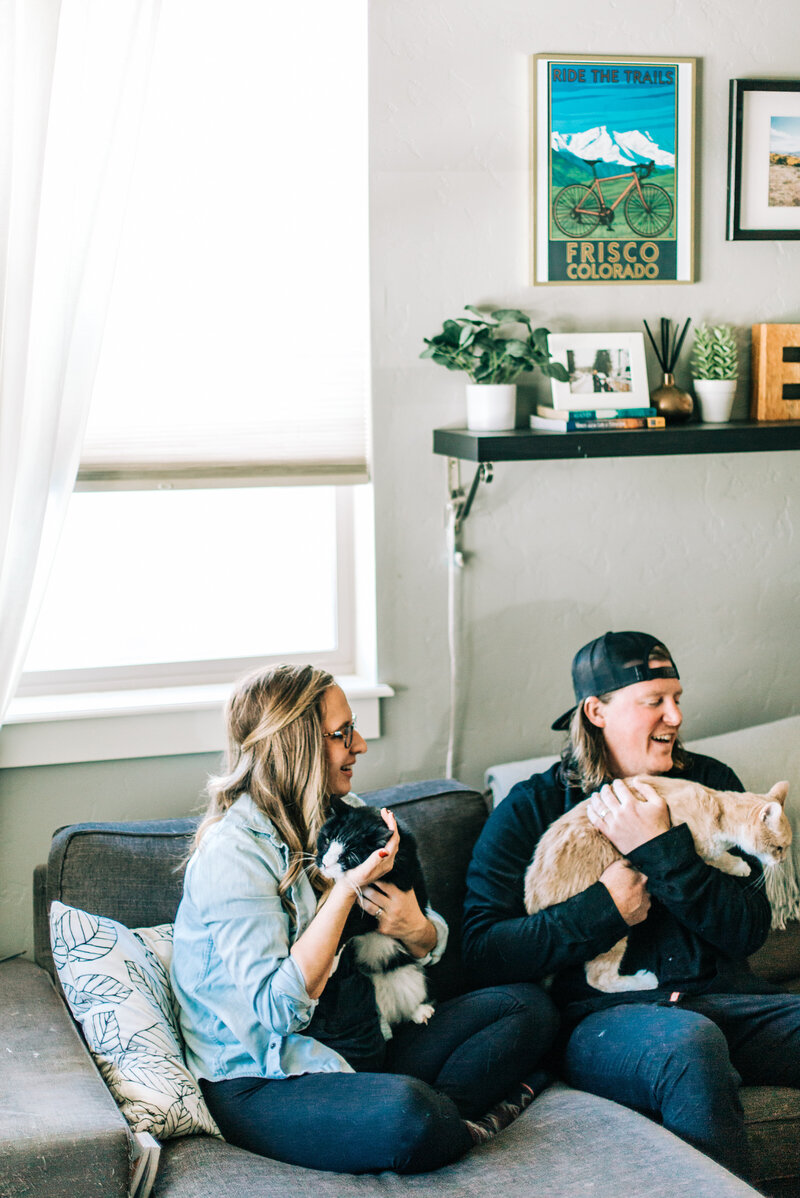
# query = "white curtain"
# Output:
<box><xmin>0</xmin><ymin>0</ymin><xmax>161</xmax><ymax>723</ymax></box>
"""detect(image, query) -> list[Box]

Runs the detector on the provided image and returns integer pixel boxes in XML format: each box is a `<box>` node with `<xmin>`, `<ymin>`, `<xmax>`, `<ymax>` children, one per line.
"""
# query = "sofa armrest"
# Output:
<box><xmin>0</xmin><ymin>958</ymin><xmax>130</xmax><ymax>1198</ymax></box>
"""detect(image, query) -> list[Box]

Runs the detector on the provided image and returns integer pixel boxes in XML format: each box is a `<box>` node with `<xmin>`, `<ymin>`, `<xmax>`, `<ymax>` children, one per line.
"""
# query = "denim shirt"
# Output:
<box><xmin>171</xmin><ymin>794</ymin><xmax>448</xmax><ymax>1082</ymax></box>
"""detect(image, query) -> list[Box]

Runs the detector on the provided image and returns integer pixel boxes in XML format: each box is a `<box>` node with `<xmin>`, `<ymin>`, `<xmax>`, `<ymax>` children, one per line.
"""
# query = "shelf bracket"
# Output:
<box><xmin>447</xmin><ymin>457</ymin><xmax>493</xmax><ymax>535</ymax></box>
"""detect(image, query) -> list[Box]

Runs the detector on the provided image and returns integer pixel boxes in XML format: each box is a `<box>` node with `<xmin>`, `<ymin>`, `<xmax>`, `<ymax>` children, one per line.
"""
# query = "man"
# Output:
<box><xmin>462</xmin><ymin>630</ymin><xmax>800</xmax><ymax>1179</ymax></box>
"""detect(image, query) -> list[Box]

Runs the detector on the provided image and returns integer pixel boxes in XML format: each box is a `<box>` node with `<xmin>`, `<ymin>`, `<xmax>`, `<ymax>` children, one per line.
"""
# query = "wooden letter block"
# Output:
<box><xmin>751</xmin><ymin>323</ymin><xmax>800</xmax><ymax>421</ymax></box>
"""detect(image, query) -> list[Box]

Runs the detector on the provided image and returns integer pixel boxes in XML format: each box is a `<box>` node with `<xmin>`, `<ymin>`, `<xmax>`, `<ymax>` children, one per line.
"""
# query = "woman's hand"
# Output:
<box><xmin>358</xmin><ymin>880</ymin><xmax>437</xmax><ymax>958</ymax></box>
<box><xmin>292</xmin><ymin>809</ymin><xmax>398</xmax><ymax>1000</ymax></box>
<box><xmin>344</xmin><ymin>809</ymin><xmax>437</xmax><ymax>959</ymax></box>
<box><xmin>587</xmin><ymin>778</ymin><xmax>671</xmax><ymax>854</ymax></box>
<box><xmin>338</xmin><ymin>807</ymin><xmax>400</xmax><ymax>892</ymax></box>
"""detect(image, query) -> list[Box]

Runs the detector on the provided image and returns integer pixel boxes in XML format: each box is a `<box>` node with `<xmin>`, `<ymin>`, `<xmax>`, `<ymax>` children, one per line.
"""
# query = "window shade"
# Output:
<box><xmin>78</xmin><ymin>0</ymin><xmax>370</xmax><ymax>489</ymax></box>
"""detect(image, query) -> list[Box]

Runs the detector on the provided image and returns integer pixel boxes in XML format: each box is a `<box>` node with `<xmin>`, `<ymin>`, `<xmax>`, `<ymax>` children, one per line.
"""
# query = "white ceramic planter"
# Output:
<box><xmin>465</xmin><ymin>383</ymin><xmax>517</xmax><ymax>431</ymax></box>
<box><xmin>693</xmin><ymin>379</ymin><xmax>737</xmax><ymax>424</ymax></box>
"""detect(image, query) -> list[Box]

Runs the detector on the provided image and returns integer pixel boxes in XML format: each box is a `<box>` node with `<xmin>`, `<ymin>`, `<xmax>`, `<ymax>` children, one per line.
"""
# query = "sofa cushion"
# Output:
<box><xmin>37</xmin><ymin>818</ymin><xmax>197</xmax><ymax>978</ymax></box>
<box><xmin>151</xmin><ymin>1082</ymin><xmax>761</xmax><ymax>1198</ymax></box>
<box><xmin>741</xmin><ymin>1084</ymin><xmax>800</xmax><ymax>1190</ymax></box>
<box><xmin>49</xmin><ymin>900</ymin><xmax>219</xmax><ymax>1140</ymax></box>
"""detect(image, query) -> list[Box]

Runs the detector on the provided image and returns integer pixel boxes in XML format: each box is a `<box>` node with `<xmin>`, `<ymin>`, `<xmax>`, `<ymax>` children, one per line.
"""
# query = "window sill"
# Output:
<box><xmin>0</xmin><ymin>676</ymin><xmax>394</xmax><ymax>768</ymax></box>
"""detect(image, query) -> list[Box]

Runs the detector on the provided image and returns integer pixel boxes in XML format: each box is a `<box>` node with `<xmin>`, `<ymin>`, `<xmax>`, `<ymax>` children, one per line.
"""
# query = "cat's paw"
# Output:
<box><xmin>411</xmin><ymin>1003</ymin><xmax>435</xmax><ymax>1024</ymax></box>
<box><xmin>631</xmin><ymin>969</ymin><xmax>658</xmax><ymax>989</ymax></box>
<box><xmin>715</xmin><ymin>853</ymin><xmax>751</xmax><ymax>877</ymax></box>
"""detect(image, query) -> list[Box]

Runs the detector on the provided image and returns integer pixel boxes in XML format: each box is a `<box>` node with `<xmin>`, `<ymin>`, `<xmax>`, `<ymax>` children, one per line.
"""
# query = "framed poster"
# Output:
<box><xmin>727</xmin><ymin>79</ymin><xmax>800</xmax><ymax>240</ymax></box>
<box><xmin>531</xmin><ymin>54</ymin><xmax>696</xmax><ymax>284</ymax></box>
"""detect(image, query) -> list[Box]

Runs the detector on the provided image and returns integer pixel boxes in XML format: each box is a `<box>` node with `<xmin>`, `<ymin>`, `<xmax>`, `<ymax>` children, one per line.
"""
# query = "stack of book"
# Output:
<box><xmin>530</xmin><ymin>403</ymin><xmax>665</xmax><ymax>433</ymax></box>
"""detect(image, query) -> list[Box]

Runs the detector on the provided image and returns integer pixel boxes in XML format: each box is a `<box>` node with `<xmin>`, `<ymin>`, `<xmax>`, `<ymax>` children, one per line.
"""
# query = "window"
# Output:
<box><xmin>17</xmin><ymin>0</ymin><xmax>372</xmax><ymax>703</ymax></box>
<box><xmin>20</xmin><ymin>486</ymin><xmax>356</xmax><ymax>694</ymax></box>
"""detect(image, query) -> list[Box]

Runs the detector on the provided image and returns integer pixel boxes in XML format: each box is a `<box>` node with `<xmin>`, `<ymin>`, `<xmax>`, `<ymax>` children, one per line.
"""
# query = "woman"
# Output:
<box><xmin>172</xmin><ymin>663</ymin><xmax>557</xmax><ymax>1174</ymax></box>
<box><xmin>462</xmin><ymin>629</ymin><xmax>800</xmax><ymax>1180</ymax></box>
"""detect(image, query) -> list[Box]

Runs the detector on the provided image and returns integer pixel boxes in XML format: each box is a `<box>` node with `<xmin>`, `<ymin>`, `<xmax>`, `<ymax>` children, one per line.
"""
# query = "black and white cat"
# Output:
<box><xmin>315</xmin><ymin>798</ymin><xmax>435</xmax><ymax>1035</ymax></box>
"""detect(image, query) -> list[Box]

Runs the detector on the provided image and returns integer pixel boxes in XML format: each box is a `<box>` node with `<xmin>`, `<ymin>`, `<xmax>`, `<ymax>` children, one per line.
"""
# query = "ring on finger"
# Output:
<box><xmin>375</xmin><ymin>907</ymin><xmax>384</xmax><ymax>919</ymax></box>
<box><xmin>596</xmin><ymin>806</ymin><xmax>608</xmax><ymax>818</ymax></box>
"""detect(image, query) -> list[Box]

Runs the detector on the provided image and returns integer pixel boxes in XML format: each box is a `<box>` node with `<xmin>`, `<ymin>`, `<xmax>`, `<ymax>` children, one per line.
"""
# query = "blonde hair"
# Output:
<box><xmin>195</xmin><ymin>663</ymin><xmax>335</xmax><ymax>921</ymax></box>
<box><xmin>562</xmin><ymin>691</ymin><xmax>687</xmax><ymax>793</ymax></box>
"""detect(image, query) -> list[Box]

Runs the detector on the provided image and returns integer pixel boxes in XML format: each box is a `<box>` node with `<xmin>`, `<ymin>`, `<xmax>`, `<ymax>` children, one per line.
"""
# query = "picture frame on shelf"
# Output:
<box><xmin>530</xmin><ymin>54</ymin><xmax>696</xmax><ymax>284</ymax></box>
<box><xmin>546</xmin><ymin>332</ymin><xmax>649</xmax><ymax>409</ymax></box>
<box><xmin>727</xmin><ymin>78</ymin><xmax>800</xmax><ymax>240</ymax></box>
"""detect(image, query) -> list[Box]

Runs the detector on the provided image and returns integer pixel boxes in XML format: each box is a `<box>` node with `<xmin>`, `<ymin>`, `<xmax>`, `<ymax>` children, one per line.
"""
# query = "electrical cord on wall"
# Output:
<box><xmin>445</xmin><ymin>496</ymin><xmax>464</xmax><ymax>779</ymax></box>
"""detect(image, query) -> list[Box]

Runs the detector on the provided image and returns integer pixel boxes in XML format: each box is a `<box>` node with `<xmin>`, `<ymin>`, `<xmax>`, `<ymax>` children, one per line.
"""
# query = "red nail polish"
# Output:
<box><xmin>378</xmin><ymin>850</ymin><xmax>389</xmax><ymax>858</ymax></box>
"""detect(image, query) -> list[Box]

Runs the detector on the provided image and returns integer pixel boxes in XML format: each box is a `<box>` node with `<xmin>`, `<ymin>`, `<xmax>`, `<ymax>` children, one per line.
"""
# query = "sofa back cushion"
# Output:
<box><xmin>38</xmin><ymin>819</ymin><xmax>196</xmax><ymax>979</ymax></box>
<box><xmin>36</xmin><ymin>780</ymin><xmax>487</xmax><ymax>999</ymax></box>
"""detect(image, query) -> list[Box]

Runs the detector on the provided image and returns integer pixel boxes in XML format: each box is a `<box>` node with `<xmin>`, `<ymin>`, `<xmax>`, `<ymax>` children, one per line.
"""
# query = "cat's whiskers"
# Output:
<box><xmin>743</xmin><ymin>870</ymin><xmax>768</xmax><ymax>895</ymax></box>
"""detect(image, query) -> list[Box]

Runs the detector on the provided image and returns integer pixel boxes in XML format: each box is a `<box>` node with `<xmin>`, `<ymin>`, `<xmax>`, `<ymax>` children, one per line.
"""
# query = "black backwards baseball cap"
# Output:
<box><xmin>551</xmin><ymin>631</ymin><xmax>680</xmax><ymax>731</ymax></box>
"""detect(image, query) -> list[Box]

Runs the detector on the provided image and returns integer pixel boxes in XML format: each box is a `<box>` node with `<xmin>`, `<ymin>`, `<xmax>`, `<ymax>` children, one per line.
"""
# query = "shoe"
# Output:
<box><xmin>463</xmin><ymin>1078</ymin><xmax>540</xmax><ymax>1146</ymax></box>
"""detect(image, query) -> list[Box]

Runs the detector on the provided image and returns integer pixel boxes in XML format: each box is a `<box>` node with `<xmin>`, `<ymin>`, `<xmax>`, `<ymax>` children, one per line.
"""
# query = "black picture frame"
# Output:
<box><xmin>727</xmin><ymin>78</ymin><xmax>800</xmax><ymax>240</ymax></box>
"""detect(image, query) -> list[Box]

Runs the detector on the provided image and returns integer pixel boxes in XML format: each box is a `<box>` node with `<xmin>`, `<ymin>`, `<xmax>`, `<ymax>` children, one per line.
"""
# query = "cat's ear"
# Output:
<box><xmin>761</xmin><ymin>803</ymin><xmax>785</xmax><ymax>831</ymax></box>
<box><xmin>767</xmin><ymin>781</ymin><xmax>789</xmax><ymax>807</ymax></box>
<box><xmin>328</xmin><ymin>794</ymin><xmax>350</xmax><ymax>816</ymax></box>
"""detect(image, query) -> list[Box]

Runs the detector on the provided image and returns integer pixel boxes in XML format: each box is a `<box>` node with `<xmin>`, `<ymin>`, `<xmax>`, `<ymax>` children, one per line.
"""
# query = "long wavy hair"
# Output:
<box><xmin>194</xmin><ymin>663</ymin><xmax>335</xmax><ymax>922</ymax></box>
<box><xmin>561</xmin><ymin>692</ymin><xmax>688</xmax><ymax>794</ymax></box>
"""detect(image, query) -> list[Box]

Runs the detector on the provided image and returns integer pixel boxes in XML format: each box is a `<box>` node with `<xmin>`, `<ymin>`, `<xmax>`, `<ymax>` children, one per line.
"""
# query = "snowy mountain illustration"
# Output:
<box><xmin>551</xmin><ymin>126</ymin><xmax>674</xmax><ymax>169</ymax></box>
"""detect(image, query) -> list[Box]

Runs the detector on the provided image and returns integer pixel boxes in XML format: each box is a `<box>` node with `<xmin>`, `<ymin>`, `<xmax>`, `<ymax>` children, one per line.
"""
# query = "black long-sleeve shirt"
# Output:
<box><xmin>462</xmin><ymin>754</ymin><xmax>774</xmax><ymax>1024</ymax></box>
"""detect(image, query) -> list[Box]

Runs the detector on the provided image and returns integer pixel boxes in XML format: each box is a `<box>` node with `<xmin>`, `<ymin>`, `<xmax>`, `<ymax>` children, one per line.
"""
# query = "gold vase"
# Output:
<box><xmin>651</xmin><ymin>372</ymin><xmax>693</xmax><ymax>423</ymax></box>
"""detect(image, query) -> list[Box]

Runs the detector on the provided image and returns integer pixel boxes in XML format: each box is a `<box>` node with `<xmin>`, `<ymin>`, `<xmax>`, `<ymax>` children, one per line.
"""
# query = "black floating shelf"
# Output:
<box><xmin>433</xmin><ymin>420</ymin><xmax>800</xmax><ymax>463</ymax></box>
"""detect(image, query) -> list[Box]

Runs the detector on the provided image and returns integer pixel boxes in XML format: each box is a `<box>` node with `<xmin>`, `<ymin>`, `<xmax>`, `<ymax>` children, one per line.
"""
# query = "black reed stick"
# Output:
<box><xmin>661</xmin><ymin>318</ymin><xmax>668</xmax><ymax>371</ymax></box>
<box><xmin>643</xmin><ymin>319</ymin><xmax>662</xmax><ymax>367</ymax></box>
<box><xmin>669</xmin><ymin>318</ymin><xmax>692</xmax><ymax>371</ymax></box>
<box><xmin>643</xmin><ymin>317</ymin><xmax>692</xmax><ymax>373</ymax></box>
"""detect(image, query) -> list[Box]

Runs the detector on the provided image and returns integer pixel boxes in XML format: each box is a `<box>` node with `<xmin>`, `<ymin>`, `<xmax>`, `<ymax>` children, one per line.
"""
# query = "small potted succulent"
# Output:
<box><xmin>690</xmin><ymin>324</ymin><xmax>738</xmax><ymax>424</ymax></box>
<box><xmin>421</xmin><ymin>306</ymin><xmax>569</xmax><ymax>430</ymax></box>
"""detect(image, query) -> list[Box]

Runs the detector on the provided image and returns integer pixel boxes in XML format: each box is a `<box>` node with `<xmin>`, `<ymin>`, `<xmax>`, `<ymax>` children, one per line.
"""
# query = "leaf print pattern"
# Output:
<box><xmin>127</xmin><ymin>960</ymin><xmax>177</xmax><ymax>1035</ymax></box>
<box><xmin>89</xmin><ymin>1008</ymin><xmax>123</xmax><ymax>1056</ymax></box>
<box><xmin>49</xmin><ymin>901</ymin><xmax>221</xmax><ymax>1140</ymax></box>
<box><xmin>127</xmin><ymin>1021</ymin><xmax>180</xmax><ymax>1056</ymax></box>
<box><xmin>52</xmin><ymin>906</ymin><xmax>118</xmax><ymax>964</ymax></box>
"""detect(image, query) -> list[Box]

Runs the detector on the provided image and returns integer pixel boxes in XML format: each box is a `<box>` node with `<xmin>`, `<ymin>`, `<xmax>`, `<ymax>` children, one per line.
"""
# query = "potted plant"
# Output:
<box><xmin>421</xmin><ymin>306</ymin><xmax>569</xmax><ymax>430</ymax></box>
<box><xmin>690</xmin><ymin>323</ymin><xmax>738</xmax><ymax>423</ymax></box>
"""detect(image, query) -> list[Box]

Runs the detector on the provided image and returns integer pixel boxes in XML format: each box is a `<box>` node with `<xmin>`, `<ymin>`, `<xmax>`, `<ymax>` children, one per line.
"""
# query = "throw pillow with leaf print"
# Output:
<box><xmin>50</xmin><ymin>901</ymin><xmax>220</xmax><ymax>1140</ymax></box>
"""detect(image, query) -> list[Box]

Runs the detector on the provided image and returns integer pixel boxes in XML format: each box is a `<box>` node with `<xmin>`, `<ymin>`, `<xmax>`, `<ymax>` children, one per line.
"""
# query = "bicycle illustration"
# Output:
<box><xmin>552</xmin><ymin>158</ymin><xmax>674</xmax><ymax>239</ymax></box>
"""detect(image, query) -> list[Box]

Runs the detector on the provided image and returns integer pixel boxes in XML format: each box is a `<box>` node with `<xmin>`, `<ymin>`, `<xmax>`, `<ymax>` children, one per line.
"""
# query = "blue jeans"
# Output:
<box><xmin>563</xmin><ymin>992</ymin><xmax>800</xmax><ymax>1179</ymax></box>
<box><xmin>201</xmin><ymin>982</ymin><xmax>557</xmax><ymax>1173</ymax></box>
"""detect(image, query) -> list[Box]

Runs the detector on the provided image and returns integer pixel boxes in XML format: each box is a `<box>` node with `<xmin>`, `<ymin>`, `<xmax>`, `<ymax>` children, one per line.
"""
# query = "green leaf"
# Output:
<box><xmin>532</xmin><ymin>327</ymin><xmax>550</xmax><ymax>353</ymax></box>
<box><xmin>441</xmin><ymin>320</ymin><xmax>465</xmax><ymax>345</ymax></box>
<box><xmin>490</xmin><ymin>308</ymin><xmax>530</xmax><ymax>325</ymax></box>
<box><xmin>543</xmin><ymin>361</ymin><xmax>570</xmax><ymax>381</ymax></box>
<box><xmin>464</xmin><ymin>304</ymin><xmax>494</xmax><ymax>324</ymax></box>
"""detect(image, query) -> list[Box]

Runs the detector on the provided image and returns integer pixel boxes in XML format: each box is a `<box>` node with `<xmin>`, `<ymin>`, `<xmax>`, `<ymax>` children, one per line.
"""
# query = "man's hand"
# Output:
<box><xmin>587</xmin><ymin>778</ymin><xmax>671</xmax><ymax>854</ymax></box>
<box><xmin>599</xmin><ymin>859</ymin><xmax>651</xmax><ymax>927</ymax></box>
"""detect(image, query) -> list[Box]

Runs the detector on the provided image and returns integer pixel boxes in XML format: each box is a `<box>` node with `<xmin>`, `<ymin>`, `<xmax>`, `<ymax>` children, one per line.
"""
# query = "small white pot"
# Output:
<box><xmin>465</xmin><ymin>383</ymin><xmax>517</xmax><ymax>431</ymax></box>
<box><xmin>693</xmin><ymin>379</ymin><xmax>737</xmax><ymax>424</ymax></box>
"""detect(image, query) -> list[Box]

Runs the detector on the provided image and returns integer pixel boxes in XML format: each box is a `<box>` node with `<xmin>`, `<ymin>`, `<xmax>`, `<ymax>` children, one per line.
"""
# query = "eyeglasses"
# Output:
<box><xmin>322</xmin><ymin>716</ymin><xmax>357</xmax><ymax>750</ymax></box>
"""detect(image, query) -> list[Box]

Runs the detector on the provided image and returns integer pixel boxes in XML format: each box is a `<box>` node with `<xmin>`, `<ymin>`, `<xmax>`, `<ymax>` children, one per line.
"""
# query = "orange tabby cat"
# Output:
<box><xmin>524</xmin><ymin>775</ymin><xmax>792</xmax><ymax>994</ymax></box>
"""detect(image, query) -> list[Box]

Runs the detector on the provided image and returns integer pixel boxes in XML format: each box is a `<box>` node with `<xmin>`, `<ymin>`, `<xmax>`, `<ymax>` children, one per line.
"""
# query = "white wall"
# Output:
<box><xmin>2</xmin><ymin>0</ymin><xmax>800</xmax><ymax>960</ymax></box>
<box><xmin>364</xmin><ymin>0</ymin><xmax>800</xmax><ymax>790</ymax></box>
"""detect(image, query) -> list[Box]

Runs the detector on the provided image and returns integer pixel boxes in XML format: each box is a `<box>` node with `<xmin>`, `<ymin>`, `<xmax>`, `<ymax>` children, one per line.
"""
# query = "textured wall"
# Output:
<box><xmin>364</xmin><ymin>0</ymin><xmax>800</xmax><ymax>791</ymax></box>
<box><xmin>3</xmin><ymin>0</ymin><xmax>800</xmax><ymax>960</ymax></box>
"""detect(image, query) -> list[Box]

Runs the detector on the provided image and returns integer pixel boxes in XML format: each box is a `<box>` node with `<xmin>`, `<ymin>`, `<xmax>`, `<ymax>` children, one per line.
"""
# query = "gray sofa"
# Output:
<box><xmin>2</xmin><ymin>777</ymin><xmax>790</xmax><ymax>1198</ymax></box>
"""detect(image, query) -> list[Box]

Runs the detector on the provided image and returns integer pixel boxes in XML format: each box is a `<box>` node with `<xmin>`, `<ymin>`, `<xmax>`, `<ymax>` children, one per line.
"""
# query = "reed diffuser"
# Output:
<box><xmin>643</xmin><ymin>317</ymin><xmax>693</xmax><ymax>422</ymax></box>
